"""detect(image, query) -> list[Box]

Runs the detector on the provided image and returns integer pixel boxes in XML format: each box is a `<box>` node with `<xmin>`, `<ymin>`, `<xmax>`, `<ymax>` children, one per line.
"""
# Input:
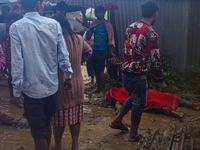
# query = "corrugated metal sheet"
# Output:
<box><xmin>114</xmin><ymin>0</ymin><xmax>200</xmax><ymax>78</ymax></box>
<box><xmin>186</xmin><ymin>1</ymin><xmax>200</xmax><ymax>77</ymax></box>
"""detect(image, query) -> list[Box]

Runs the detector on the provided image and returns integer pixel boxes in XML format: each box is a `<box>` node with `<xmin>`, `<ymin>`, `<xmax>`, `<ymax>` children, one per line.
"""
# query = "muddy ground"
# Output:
<box><xmin>0</xmin><ymin>65</ymin><xmax>200</xmax><ymax>150</ymax></box>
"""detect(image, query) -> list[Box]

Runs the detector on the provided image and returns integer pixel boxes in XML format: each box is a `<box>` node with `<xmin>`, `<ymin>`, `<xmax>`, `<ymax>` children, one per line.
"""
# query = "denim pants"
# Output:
<box><xmin>119</xmin><ymin>73</ymin><xmax>148</xmax><ymax>125</ymax></box>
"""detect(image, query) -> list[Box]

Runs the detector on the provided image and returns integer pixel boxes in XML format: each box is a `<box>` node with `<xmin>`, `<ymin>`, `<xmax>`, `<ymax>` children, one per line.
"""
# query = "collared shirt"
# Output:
<box><xmin>10</xmin><ymin>12</ymin><xmax>73</xmax><ymax>98</ymax></box>
<box><xmin>121</xmin><ymin>21</ymin><xmax>164</xmax><ymax>80</ymax></box>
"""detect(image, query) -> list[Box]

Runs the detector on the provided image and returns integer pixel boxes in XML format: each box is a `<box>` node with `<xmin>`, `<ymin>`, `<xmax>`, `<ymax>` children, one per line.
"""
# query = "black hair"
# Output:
<box><xmin>21</xmin><ymin>0</ymin><xmax>43</xmax><ymax>11</ymax></box>
<box><xmin>95</xmin><ymin>5</ymin><xmax>106</xmax><ymax>15</ymax></box>
<box><xmin>51</xmin><ymin>13</ymin><xmax>78</xmax><ymax>49</ymax></box>
<box><xmin>56</xmin><ymin>1</ymin><xmax>68</xmax><ymax>11</ymax></box>
<box><xmin>1</xmin><ymin>4</ymin><xmax>11</xmax><ymax>14</ymax></box>
<box><xmin>142</xmin><ymin>0</ymin><xmax>158</xmax><ymax>18</ymax></box>
<box><xmin>4</xmin><ymin>12</ymin><xmax>23</xmax><ymax>23</ymax></box>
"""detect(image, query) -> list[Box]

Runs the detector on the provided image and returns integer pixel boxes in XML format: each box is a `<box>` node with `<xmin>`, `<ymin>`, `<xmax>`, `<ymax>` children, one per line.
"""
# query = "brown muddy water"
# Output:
<box><xmin>0</xmin><ymin>66</ymin><xmax>200</xmax><ymax>150</ymax></box>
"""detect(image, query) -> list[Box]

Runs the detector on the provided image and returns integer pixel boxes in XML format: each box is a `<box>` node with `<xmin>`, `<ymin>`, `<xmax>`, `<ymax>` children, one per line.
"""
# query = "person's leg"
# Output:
<box><xmin>34</xmin><ymin>138</ymin><xmax>48</xmax><ymax>150</ymax></box>
<box><xmin>44</xmin><ymin>92</ymin><xmax>58</xmax><ymax>149</ymax></box>
<box><xmin>111</xmin><ymin>96</ymin><xmax>133</xmax><ymax>126</ymax></box>
<box><xmin>161</xmin><ymin>106</ymin><xmax>184</xmax><ymax>122</ymax></box>
<box><xmin>86</xmin><ymin>58</ymin><xmax>95</xmax><ymax>84</ymax></box>
<box><xmin>46</xmin><ymin>126</ymin><xmax>52</xmax><ymax>150</ymax></box>
<box><xmin>97</xmin><ymin>70</ymin><xmax>106</xmax><ymax>97</ymax></box>
<box><xmin>23</xmin><ymin>94</ymin><xmax>48</xmax><ymax>149</ymax></box>
<box><xmin>179</xmin><ymin>99</ymin><xmax>200</xmax><ymax>110</ymax></box>
<box><xmin>69</xmin><ymin>123</ymin><xmax>81</xmax><ymax>150</ymax></box>
<box><xmin>53</xmin><ymin>126</ymin><xmax>65</xmax><ymax>150</ymax></box>
<box><xmin>129</xmin><ymin>75</ymin><xmax>147</xmax><ymax>142</ymax></box>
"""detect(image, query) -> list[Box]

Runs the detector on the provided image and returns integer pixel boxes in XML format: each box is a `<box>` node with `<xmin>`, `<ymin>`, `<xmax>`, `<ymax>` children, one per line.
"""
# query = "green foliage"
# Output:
<box><xmin>147</xmin><ymin>49</ymin><xmax>187</xmax><ymax>94</ymax></box>
<box><xmin>187</xmin><ymin>64</ymin><xmax>200</xmax><ymax>94</ymax></box>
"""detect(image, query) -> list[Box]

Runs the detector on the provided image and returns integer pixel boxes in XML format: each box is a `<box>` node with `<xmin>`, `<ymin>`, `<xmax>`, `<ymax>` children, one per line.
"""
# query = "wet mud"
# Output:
<box><xmin>0</xmin><ymin>66</ymin><xmax>200</xmax><ymax>150</ymax></box>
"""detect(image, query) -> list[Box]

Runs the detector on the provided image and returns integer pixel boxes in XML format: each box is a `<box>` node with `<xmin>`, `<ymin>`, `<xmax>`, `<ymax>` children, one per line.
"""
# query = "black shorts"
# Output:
<box><xmin>23</xmin><ymin>92</ymin><xmax>57</xmax><ymax>139</ymax></box>
<box><xmin>91</xmin><ymin>50</ymin><xmax>107</xmax><ymax>72</ymax></box>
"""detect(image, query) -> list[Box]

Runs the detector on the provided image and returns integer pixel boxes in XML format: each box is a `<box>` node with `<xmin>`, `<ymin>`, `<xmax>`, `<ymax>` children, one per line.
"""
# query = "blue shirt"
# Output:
<box><xmin>0</xmin><ymin>23</ymin><xmax>6</xmax><ymax>45</ymax></box>
<box><xmin>10</xmin><ymin>12</ymin><xmax>73</xmax><ymax>98</ymax></box>
<box><xmin>91</xmin><ymin>23</ymin><xmax>108</xmax><ymax>51</ymax></box>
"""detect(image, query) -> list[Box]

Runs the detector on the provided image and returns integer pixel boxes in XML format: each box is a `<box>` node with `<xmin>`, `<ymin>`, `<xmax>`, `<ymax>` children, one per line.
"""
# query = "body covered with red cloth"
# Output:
<box><xmin>107</xmin><ymin>87</ymin><xmax>181</xmax><ymax>112</ymax></box>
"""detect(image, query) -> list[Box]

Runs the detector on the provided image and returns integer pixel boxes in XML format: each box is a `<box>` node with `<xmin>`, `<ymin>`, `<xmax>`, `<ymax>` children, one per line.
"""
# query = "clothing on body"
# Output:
<box><xmin>52</xmin><ymin>34</ymin><xmax>92</xmax><ymax>127</ymax></box>
<box><xmin>0</xmin><ymin>23</ymin><xmax>6</xmax><ymax>45</ymax></box>
<box><xmin>0</xmin><ymin>15</ymin><xmax>6</xmax><ymax>23</ymax></box>
<box><xmin>89</xmin><ymin>50</ymin><xmax>107</xmax><ymax>72</ymax></box>
<box><xmin>91</xmin><ymin>23</ymin><xmax>108</xmax><ymax>51</ymax></box>
<box><xmin>56</xmin><ymin>34</ymin><xmax>92</xmax><ymax>110</ymax></box>
<box><xmin>89</xmin><ymin>19</ymin><xmax>115</xmax><ymax>48</ymax></box>
<box><xmin>0</xmin><ymin>44</ymin><xmax>5</xmax><ymax>66</ymax></box>
<box><xmin>121</xmin><ymin>21</ymin><xmax>164</xmax><ymax>81</ymax></box>
<box><xmin>10</xmin><ymin>12</ymin><xmax>73</xmax><ymax>99</ymax></box>
<box><xmin>119</xmin><ymin>73</ymin><xmax>147</xmax><ymax>125</ymax></box>
<box><xmin>23</xmin><ymin>92</ymin><xmax>58</xmax><ymax>138</ymax></box>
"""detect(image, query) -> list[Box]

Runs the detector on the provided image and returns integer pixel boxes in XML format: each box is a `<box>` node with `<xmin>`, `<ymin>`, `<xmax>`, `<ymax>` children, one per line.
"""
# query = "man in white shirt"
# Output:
<box><xmin>10</xmin><ymin>0</ymin><xmax>73</xmax><ymax>149</ymax></box>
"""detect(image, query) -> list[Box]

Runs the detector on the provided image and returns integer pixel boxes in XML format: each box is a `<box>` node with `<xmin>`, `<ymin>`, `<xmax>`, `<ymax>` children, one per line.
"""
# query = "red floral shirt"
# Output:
<box><xmin>121</xmin><ymin>21</ymin><xmax>164</xmax><ymax>80</ymax></box>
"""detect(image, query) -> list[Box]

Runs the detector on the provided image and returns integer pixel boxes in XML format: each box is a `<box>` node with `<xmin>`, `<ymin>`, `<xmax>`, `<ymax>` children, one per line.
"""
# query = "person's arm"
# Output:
<box><xmin>81</xmin><ymin>8</ymin><xmax>90</xmax><ymax>29</ymax></box>
<box><xmin>108</xmin><ymin>45</ymin><xmax>117</xmax><ymax>57</ymax></box>
<box><xmin>86</xmin><ymin>28</ymin><xmax>93</xmax><ymax>41</ymax></box>
<box><xmin>57</xmin><ymin>23</ymin><xmax>73</xmax><ymax>89</ymax></box>
<box><xmin>147</xmin><ymin>32</ymin><xmax>167</xmax><ymax>91</ymax></box>
<box><xmin>10</xmin><ymin>24</ymin><xmax>23</xmax><ymax>108</ymax></box>
<box><xmin>81</xmin><ymin>37</ymin><xmax>93</xmax><ymax>63</ymax></box>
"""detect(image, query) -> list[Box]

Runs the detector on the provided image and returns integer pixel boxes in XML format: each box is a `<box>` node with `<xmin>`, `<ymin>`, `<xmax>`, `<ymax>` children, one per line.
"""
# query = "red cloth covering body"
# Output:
<box><xmin>107</xmin><ymin>87</ymin><xmax>182</xmax><ymax>112</ymax></box>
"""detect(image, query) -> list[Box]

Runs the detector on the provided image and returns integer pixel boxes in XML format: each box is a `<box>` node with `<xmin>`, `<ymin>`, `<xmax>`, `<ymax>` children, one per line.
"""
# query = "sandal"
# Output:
<box><xmin>109</xmin><ymin>123</ymin><xmax>128</xmax><ymax>131</ymax></box>
<box><xmin>128</xmin><ymin>134</ymin><xmax>144</xmax><ymax>142</ymax></box>
<box><xmin>0</xmin><ymin>113</ymin><xmax>14</xmax><ymax>124</ymax></box>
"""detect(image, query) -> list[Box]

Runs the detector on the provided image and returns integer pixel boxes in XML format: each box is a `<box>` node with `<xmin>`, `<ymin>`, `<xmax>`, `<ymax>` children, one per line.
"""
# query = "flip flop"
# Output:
<box><xmin>128</xmin><ymin>134</ymin><xmax>144</xmax><ymax>142</ymax></box>
<box><xmin>109</xmin><ymin>123</ymin><xmax>128</xmax><ymax>131</ymax></box>
<box><xmin>0</xmin><ymin>113</ymin><xmax>14</xmax><ymax>125</ymax></box>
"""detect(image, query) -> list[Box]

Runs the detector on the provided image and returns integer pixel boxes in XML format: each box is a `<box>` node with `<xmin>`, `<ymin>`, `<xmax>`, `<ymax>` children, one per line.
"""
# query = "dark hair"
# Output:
<box><xmin>56</xmin><ymin>1</ymin><xmax>68</xmax><ymax>11</ymax></box>
<box><xmin>142</xmin><ymin>0</ymin><xmax>158</xmax><ymax>18</ymax></box>
<box><xmin>95</xmin><ymin>5</ymin><xmax>106</xmax><ymax>15</ymax></box>
<box><xmin>51</xmin><ymin>13</ymin><xmax>78</xmax><ymax>49</ymax></box>
<box><xmin>21</xmin><ymin>0</ymin><xmax>43</xmax><ymax>11</ymax></box>
<box><xmin>1</xmin><ymin>4</ymin><xmax>11</xmax><ymax>14</ymax></box>
<box><xmin>4</xmin><ymin>12</ymin><xmax>23</xmax><ymax>23</ymax></box>
<box><xmin>43</xmin><ymin>3</ymin><xmax>52</xmax><ymax>15</ymax></box>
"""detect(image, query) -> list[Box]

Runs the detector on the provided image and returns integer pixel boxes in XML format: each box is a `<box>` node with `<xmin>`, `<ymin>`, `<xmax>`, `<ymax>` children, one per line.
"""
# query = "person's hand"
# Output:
<box><xmin>158</xmin><ymin>81</ymin><xmax>167</xmax><ymax>92</ymax></box>
<box><xmin>11</xmin><ymin>96</ymin><xmax>23</xmax><ymax>109</ymax></box>
<box><xmin>64</xmin><ymin>79</ymin><xmax>72</xmax><ymax>90</ymax></box>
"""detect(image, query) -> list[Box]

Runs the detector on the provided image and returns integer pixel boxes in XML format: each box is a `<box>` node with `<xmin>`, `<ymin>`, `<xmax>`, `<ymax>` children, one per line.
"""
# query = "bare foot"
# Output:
<box><xmin>195</xmin><ymin>105</ymin><xmax>200</xmax><ymax>111</ymax></box>
<box><xmin>178</xmin><ymin>113</ymin><xmax>184</xmax><ymax>122</ymax></box>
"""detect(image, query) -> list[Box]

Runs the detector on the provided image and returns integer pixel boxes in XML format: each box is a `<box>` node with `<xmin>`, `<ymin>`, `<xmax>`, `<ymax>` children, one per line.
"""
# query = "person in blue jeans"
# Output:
<box><xmin>109</xmin><ymin>0</ymin><xmax>167</xmax><ymax>142</ymax></box>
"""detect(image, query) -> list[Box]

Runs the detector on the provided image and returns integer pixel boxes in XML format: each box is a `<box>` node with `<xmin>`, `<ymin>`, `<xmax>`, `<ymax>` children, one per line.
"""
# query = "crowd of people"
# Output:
<box><xmin>0</xmin><ymin>0</ymin><xmax>189</xmax><ymax>149</ymax></box>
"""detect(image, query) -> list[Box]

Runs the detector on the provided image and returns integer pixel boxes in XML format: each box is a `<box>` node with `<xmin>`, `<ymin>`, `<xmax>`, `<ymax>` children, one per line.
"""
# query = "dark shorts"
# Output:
<box><xmin>23</xmin><ymin>92</ymin><xmax>58</xmax><ymax>139</ymax></box>
<box><xmin>90</xmin><ymin>50</ymin><xmax>107</xmax><ymax>72</ymax></box>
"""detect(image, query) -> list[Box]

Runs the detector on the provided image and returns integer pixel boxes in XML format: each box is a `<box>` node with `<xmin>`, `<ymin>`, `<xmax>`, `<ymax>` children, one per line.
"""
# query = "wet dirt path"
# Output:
<box><xmin>0</xmin><ymin>65</ymin><xmax>199</xmax><ymax>150</ymax></box>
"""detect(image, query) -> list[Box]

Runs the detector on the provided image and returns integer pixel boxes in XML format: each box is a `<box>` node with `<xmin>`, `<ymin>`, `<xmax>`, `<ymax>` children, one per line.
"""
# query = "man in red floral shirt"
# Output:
<box><xmin>110</xmin><ymin>0</ymin><xmax>167</xmax><ymax>142</ymax></box>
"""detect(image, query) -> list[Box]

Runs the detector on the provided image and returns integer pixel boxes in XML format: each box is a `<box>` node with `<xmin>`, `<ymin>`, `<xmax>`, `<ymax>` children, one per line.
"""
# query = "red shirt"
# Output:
<box><xmin>121</xmin><ymin>21</ymin><xmax>164</xmax><ymax>80</ymax></box>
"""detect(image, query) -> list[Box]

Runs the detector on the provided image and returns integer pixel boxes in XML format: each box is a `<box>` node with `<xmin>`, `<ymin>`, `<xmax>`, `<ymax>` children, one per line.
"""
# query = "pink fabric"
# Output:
<box><xmin>107</xmin><ymin>87</ymin><xmax>182</xmax><ymax>112</ymax></box>
<box><xmin>90</xmin><ymin>19</ymin><xmax>115</xmax><ymax>47</ymax></box>
<box><xmin>0</xmin><ymin>44</ymin><xmax>5</xmax><ymax>65</ymax></box>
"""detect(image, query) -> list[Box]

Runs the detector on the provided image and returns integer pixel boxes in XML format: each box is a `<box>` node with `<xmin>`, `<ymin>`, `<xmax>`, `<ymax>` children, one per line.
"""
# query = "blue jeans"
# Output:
<box><xmin>119</xmin><ymin>73</ymin><xmax>147</xmax><ymax>125</ymax></box>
